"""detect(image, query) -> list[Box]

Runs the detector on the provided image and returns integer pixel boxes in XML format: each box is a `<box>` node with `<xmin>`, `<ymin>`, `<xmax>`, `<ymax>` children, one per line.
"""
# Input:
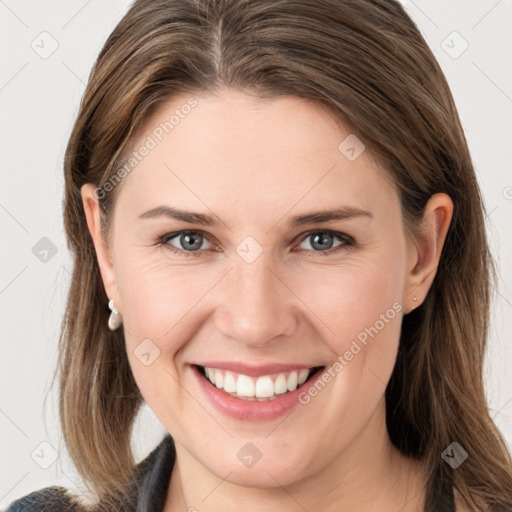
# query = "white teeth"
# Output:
<box><xmin>274</xmin><ymin>374</ymin><xmax>288</xmax><ymax>394</ymax></box>
<box><xmin>223</xmin><ymin>372</ymin><xmax>237</xmax><ymax>393</ymax></box>
<box><xmin>236</xmin><ymin>374</ymin><xmax>255</xmax><ymax>397</ymax></box>
<box><xmin>286</xmin><ymin>371</ymin><xmax>298</xmax><ymax>391</ymax></box>
<box><xmin>214</xmin><ymin>371</ymin><xmax>223</xmax><ymax>389</ymax></box>
<box><xmin>255</xmin><ymin>376</ymin><xmax>274</xmax><ymax>398</ymax></box>
<box><xmin>201</xmin><ymin>366</ymin><xmax>315</xmax><ymax>400</ymax></box>
<box><xmin>298</xmin><ymin>369</ymin><xmax>309</xmax><ymax>385</ymax></box>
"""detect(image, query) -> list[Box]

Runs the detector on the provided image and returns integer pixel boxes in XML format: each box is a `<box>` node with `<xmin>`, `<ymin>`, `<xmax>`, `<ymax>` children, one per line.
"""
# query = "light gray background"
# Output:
<box><xmin>1</xmin><ymin>0</ymin><xmax>511</xmax><ymax>507</ymax></box>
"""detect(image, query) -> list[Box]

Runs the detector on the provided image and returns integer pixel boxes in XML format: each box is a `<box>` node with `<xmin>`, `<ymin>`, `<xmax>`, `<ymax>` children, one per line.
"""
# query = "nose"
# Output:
<box><xmin>213</xmin><ymin>251</ymin><xmax>299</xmax><ymax>348</ymax></box>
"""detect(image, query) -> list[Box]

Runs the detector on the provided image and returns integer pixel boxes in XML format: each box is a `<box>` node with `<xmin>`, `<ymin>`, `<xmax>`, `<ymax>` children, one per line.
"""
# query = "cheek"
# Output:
<box><xmin>115</xmin><ymin>232</ymin><xmax>406</xmax><ymax>361</ymax></box>
<box><xmin>293</xmin><ymin>249</ymin><xmax>406</xmax><ymax>363</ymax></box>
<box><xmin>291</xmin><ymin>253</ymin><xmax>406</xmax><ymax>432</ymax></box>
<box><xmin>114</xmin><ymin>254</ymin><xmax>204</xmax><ymax>412</ymax></box>
<box><xmin>115</xmin><ymin>251</ymin><xmax>209</xmax><ymax>337</ymax></box>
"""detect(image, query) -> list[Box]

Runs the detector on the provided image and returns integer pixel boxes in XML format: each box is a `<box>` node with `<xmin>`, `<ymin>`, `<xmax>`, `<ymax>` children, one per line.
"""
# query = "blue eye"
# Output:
<box><xmin>295</xmin><ymin>230</ymin><xmax>353</xmax><ymax>256</ymax></box>
<box><xmin>157</xmin><ymin>229</ymin><xmax>355</xmax><ymax>257</ymax></box>
<box><xmin>159</xmin><ymin>230</ymin><xmax>213</xmax><ymax>257</ymax></box>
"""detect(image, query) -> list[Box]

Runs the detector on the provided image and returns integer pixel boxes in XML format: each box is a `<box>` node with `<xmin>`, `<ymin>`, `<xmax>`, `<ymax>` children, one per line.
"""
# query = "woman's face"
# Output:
<box><xmin>84</xmin><ymin>89</ymin><xmax>436</xmax><ymax>488</ymax></box>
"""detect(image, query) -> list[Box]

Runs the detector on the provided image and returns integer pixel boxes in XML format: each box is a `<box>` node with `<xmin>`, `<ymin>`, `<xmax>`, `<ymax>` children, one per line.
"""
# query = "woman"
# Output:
<box><xmin>6</xmin><ymin>0</ymin><xmax>512</xmax><ymax>511</ymax></box>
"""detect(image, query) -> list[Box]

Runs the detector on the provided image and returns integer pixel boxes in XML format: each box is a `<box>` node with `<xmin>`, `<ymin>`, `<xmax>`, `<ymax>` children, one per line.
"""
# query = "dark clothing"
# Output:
<box><xmin>4</xmin><ymin>433</ymin><xmax>455</xmax><ymax>511</ymax></box>
<box><xmin>4</xmin><ymin>434</ymin><xmax>176</xmax><ymax>512</ymax></box>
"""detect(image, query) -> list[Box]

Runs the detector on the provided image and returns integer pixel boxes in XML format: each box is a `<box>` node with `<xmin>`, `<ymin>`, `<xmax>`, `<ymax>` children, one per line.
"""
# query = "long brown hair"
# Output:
<box><xmin>53</xmin><ymin>0</ymin><xmax>512</xmax><ymax>510</ymax></box>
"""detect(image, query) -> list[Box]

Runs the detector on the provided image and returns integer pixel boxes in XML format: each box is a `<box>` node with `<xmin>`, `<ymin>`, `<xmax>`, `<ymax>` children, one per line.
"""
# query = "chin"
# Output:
<box><xmin>200</xmin><ymin>442</ymin><xmax>317</xmax><ymax>489</ymax></box>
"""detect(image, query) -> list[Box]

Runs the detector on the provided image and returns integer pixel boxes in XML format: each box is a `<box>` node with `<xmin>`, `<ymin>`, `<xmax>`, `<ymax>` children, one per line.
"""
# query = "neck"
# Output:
<box><xmin>164</xmin><ymin>399</ymin><xmax>426</xmax><ymax>512</ymax></box>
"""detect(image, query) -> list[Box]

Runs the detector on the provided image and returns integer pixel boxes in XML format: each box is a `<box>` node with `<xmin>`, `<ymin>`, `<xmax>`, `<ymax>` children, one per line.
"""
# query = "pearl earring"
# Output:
<box><xmin>108</xmin><ymin>299</ymin><xmax>123</xmax><ymax>331</ymax></box>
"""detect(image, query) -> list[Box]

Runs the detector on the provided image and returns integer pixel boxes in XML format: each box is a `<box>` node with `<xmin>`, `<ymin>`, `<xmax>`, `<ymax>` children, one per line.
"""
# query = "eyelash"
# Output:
<box><xmin>156</xmin><ymin>229</ymin><xmax>356</xmax><ymax>258</ymax></box>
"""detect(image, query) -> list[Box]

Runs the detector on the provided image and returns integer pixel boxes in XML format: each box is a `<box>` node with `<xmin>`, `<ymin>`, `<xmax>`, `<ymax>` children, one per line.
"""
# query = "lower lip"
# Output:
<box><xmin>191</xmin><ymin>364</ymin><xmax>324</xmax><ymax>422</ymax></box>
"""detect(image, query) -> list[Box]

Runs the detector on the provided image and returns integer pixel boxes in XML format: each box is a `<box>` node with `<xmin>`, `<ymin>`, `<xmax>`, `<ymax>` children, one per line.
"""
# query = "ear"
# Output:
<box><xmin>403</xmin><ymin>193</ymin><xmax>453</xmax><ymax>313</ymax></box>
<box><xmin>80</xmin><ymin>184</ymin><xmax>120</xmax><ymax>307</ymax></box>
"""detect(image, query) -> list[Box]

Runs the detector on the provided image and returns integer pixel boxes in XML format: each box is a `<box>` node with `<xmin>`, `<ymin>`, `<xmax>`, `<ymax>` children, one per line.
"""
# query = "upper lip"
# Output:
<box><xmin>193</xmin><ymin>361</ymin><xmax>324</xmax><ymax>377</ymax></box>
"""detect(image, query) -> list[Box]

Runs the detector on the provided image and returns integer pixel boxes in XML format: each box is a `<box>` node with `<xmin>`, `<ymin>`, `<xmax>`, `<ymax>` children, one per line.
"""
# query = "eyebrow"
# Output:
<box><xmin>138</xmin><ymin>206</ymin><xmax>227</xmax><ymax>227</ymax></box>
<box><xmin>138</xmin><ymin>205</ymin><xmax>372</xmax><ymax>228</ymax></box>
<box><xmin>288</xmin><ymin>206</ymin><xmax>372</xmax><ymax>226</ymax></box>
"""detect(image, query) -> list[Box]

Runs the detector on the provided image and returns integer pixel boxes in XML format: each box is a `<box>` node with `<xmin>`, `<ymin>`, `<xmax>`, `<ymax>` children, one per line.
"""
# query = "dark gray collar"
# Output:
<box><xmin>132</xmin><ymin>433</ymin><xmax>175</xmax><ymax>512</ymax></box>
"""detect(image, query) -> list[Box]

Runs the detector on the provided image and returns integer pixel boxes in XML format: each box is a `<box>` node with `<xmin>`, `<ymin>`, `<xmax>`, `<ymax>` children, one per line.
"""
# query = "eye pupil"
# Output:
<box><xmin>311</xmin><ymin>232</ymin><xmax>333</xmax><ymax>251</ymax></box>
<box><xmin>181</xmin><ymin>232</ymin><xmax>203</xmax><ymax>251</ymax></box>
<box><xmin>164</xmin><ymin>230</ymin><xmax>348</xmax><ymax>256</ymax></box>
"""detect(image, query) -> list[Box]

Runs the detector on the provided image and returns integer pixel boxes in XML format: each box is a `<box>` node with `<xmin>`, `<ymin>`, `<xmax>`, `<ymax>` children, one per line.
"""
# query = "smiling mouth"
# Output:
<box><xmin>193</xmin><ymin>364</ymin><xmax>325</xmax><ymax>401</ymax></box>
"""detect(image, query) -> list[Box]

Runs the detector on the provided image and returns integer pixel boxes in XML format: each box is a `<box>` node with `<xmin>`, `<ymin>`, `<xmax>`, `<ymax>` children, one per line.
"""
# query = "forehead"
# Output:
<box><xmin>114</xmin><ymin>89</ymin><xmax>398</xmax><ymax>226</ymax></box>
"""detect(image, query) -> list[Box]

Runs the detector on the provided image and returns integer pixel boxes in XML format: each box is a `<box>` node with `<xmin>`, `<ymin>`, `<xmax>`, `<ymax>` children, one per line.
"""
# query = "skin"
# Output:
<box><xmin>82</xmin><ymin>88</ymin><xmax>453</xmax><ymax>512</ymax></box>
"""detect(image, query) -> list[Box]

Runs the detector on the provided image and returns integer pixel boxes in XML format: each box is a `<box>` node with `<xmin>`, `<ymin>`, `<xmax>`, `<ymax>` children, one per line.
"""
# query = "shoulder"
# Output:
<box><xmin>4</xmin><ymin>434</ymin><xmax>175</xmax><ymax>512</ymax></box>
<box><xmin>4</xmin><ymin>486</ymin><xmax>86</xmax><ymax>511</ymax></box>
